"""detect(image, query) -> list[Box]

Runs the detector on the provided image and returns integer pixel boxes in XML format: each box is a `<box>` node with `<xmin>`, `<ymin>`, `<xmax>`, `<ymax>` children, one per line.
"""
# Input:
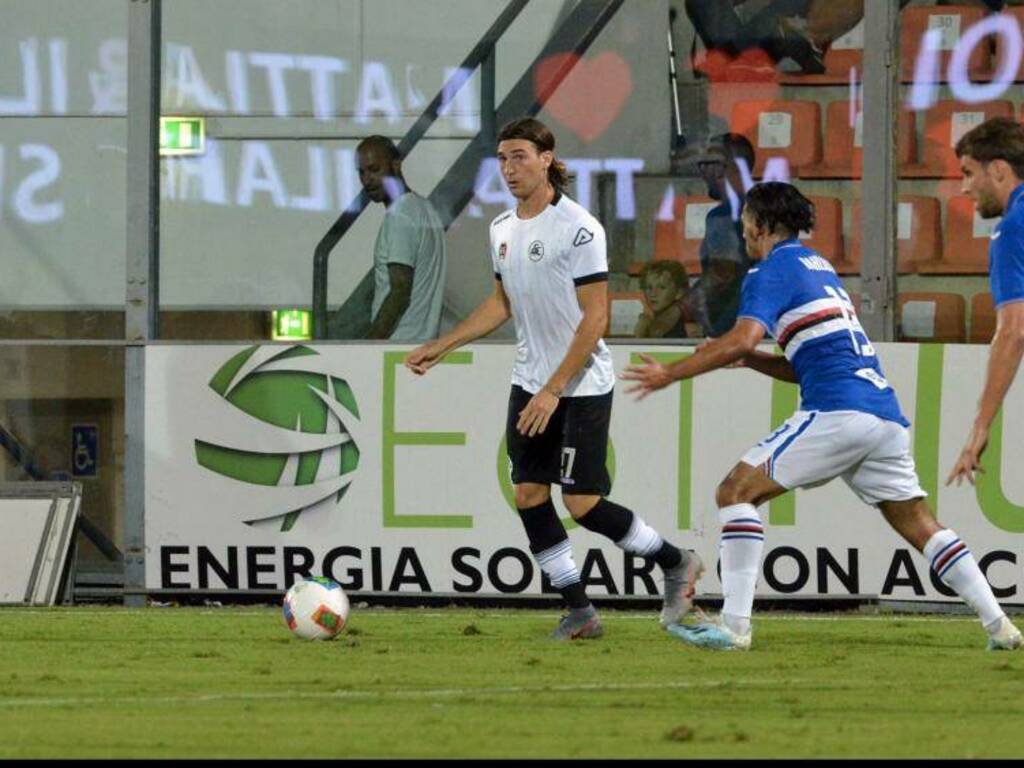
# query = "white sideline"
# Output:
<box><xmin>0</xmin><ymin>678</ymin><xmax>813</xmax><ymax>710</ymax></box>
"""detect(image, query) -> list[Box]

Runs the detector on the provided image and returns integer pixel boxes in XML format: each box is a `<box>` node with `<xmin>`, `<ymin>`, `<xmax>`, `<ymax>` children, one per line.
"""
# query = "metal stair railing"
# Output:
<box><xmin>312</xmin><ymin>0</ymin><xmax>624</xmax><ymax>338</ymax></box>
<box><xmin>312</xmin><ymin>0</ymin><xmax>529</xmax><ymax>338</ymax></box>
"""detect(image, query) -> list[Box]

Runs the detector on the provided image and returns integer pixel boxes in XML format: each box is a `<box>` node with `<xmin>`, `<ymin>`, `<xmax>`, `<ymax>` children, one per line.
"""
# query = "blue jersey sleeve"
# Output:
<box><xmin>990</xmin><ymin>220</ymin><xmax>1024</xmax><ymax>308</ymax></box>
<box><xmin>736</xmin><ymin>261</ymin><xmax>793</xmax><ymax>334</ymax></box>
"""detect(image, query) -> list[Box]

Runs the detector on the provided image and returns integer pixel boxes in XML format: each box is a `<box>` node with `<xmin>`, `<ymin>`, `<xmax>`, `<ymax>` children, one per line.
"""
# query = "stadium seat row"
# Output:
<box><xmin>869</xmin><ymin>291</ymin><xmax>994</xmax><ymax>344</ymax></box>
<box><xmin>730</xmin><ymin>98</ymin><xmax>1022</xmax><ymax>179</ymax></box>
<box><xmin>770</xmin><ymin>5</ymin><xmax>1024</xmax><ymax>85</ymax></box>
<box><xmin>608</xmin><ymin>291</ymin><xmax>997</xmax><ymax>345</ymax></box>
<box><xmin>649</xmin><ymin>194</ymin><xmax>997</xmax><ymax>276</ymax></box>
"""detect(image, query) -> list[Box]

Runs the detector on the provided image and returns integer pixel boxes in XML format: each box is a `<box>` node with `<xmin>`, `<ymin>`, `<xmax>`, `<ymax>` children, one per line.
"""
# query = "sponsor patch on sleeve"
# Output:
<box><xmin>572</xmin><ymin>227</ymin><xmax>594</xmax><ymax>247</ymax></box>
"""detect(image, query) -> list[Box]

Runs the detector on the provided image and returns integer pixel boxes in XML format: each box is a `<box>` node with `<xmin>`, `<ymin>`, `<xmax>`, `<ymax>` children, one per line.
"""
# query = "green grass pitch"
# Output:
<box><xmin>0</xmin><ymin>606</ymin><xmax>1021</xmax><ymax>759</ymax></box>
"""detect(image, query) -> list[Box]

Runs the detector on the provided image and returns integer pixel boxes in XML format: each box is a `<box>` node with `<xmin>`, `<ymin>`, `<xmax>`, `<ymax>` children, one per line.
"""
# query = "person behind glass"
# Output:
<box><xmin>689</xmin><ymin>133</ymin><xmax>754</xmax><ymax>338</ymax></box>
<box><xmin>404</xmin><ymin>118</ymin><xmax>702</xmax><ymax>640</ymax></box>
<box><xmin>634</xmin><ymin>261</ymin><xmax>701</xmax><ymax>339</ymax></box>
<box><xmin>685</xmin><ymin>0</ymin><xmax>825</xmax><ymax>74</ymax></box>
<box><xmin>357</xmin><ymin>135</ymin><xmax>447</xmax><ymax>341</ymax></box>
<box><xmin>684</xmin><ymin>0</ymin><xmax>911</xmax><ymax>76</ymax></box>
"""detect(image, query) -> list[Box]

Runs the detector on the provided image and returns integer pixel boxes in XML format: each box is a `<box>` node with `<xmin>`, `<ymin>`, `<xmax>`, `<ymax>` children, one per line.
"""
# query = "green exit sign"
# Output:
<box><xmin>160</xmin><ymin>116</ymin><xmax>205</xmax><ymax>156</ymax></box>
<box><xmin>272</xmin><ymin>309</ymin><xmax>312</xmax><ymax>341</ymax></box>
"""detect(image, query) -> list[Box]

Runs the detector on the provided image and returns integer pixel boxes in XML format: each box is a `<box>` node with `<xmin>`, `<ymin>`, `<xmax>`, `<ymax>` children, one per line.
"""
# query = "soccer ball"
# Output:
<box><xmin>282</xmin><ymin>576</ymin><xmax>351</xmax><ymax>640</ymax></box>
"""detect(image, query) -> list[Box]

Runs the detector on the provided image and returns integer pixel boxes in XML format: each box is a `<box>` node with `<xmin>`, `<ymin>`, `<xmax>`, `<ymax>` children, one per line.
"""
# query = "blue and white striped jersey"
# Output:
<box><xmin>737</xmin><ymin>238</ymin><xmax>909</xmax><ymax>426</ymax></box>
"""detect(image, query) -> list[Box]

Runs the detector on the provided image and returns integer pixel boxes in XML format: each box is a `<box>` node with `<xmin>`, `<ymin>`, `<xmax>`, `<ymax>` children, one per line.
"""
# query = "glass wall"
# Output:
<box><xmin>897</xmin><ymin>0</ymin><xmax>1024</xmax><ymax>344</ymax></box>
<box><xmin>153</xmin><ymin>1</ymin><xmax>695</xmax><ymax>342</ymax></box>
<box><xmin>0</xmin><ymin>2</ymin><xmax>127</xmax><ymax>582</ymax></box>
<box><xmin>150</xmin><ymin>1</ymin><xmax>897</xmax><ymax>345</ymax></box>
<box><xmin>603</xmin><ymin>0</ymin><xmax>865</xmax><ymax>340</ymax></box>
<box><xmin>157</xmin><ymin>0</ymin><xmax>489</xmax><ymax>340</ymax></box>
<box><xmin>0</xmin><ymin>0</ymin><xmax>127</xmax><ymax>340</ymax></box>
<box><xmin>0</xmin><ymin>345</ymin><xmax>125</xmax><ymax>569</ymax></box>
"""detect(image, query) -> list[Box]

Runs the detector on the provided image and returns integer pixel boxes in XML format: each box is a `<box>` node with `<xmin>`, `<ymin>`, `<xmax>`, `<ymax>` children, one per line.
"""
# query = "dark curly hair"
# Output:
<box><xmin>955</xmin><ymin>116</ymin><xmax>1024</xmax><ymax>179</ymax></box>
<box><xmin>743</xmin><ymin>182</ymin><xmax>815</xmax><ymax>238</ymax></box>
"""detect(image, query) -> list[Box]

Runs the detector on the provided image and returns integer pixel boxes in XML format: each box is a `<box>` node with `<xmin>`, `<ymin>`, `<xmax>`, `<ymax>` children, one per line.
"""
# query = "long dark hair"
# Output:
<box><xmin>497</xmin><ymin>117</ymin><xmax>569</xmax><ymax>190</ymax></box>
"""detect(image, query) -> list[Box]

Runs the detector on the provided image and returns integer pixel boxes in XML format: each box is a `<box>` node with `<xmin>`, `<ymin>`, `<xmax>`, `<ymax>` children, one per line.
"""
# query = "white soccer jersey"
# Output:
<box><xmin>489</xmin><ymin>191</ymin><xmax>615</xmax><ymax>397</ymax></box>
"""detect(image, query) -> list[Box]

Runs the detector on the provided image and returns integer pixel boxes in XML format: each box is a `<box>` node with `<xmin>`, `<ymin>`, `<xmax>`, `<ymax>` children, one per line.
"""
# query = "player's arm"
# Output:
<box><xmin>516</xmin><ymin>280</ymin><xmax>607</xmax><ymax>437</ymax></box>
<box><xmin>367</xmin><ymin>263</ymin><xmax>413</xmax><ymax>339</ymax></box>
<box><xmin>739</xmin><ymin>348</ymin><xmax>798</xmax><ymax>382</ymax></box>
<box><xmin>947</xmin><ymin>301</ymin><xmax>1024</xmax><ymax>485</ymax></box>
<box><xmin>622</xmin><ymin>318</ymin><xmax>766</xmax><ymax>399</ymax></box>
<box><xmin>405</xmin><ymin>280</ymin><xmax>511</xmax><ymax>375</ymax></box>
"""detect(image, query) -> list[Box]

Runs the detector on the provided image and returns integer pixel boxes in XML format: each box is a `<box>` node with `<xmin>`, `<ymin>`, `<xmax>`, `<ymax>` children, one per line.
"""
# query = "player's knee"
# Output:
<box><xmin>563</xmin><ymin>494</ymin><xmax>599</xmax><ymax>520</ymax></box>
<box><xmin>716</xmin><ymin>479</ymin><xmax>749</xmax><ymax>508</ymax></box>
<box><xmin>514</xmin><ymin>484</ymin><xmax>550</xmax><ymax>509</ymax></box>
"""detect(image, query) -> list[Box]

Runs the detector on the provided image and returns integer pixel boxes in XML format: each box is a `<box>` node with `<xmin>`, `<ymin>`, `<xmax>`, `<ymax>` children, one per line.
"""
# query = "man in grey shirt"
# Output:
<box><xmin>358</xmin><ymin>135</ymin><xmax>447</xmax><ymax>341</ymax></box>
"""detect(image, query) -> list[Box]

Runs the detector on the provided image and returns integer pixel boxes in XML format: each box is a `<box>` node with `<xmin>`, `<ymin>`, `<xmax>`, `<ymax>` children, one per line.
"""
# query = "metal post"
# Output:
<box><xmin>124</xmin><ymin>0</ymin><xmax>161</xmax><ymax>606</ymax></box>
<box><xmin>859</xmin><ymin>1</ymin><xmax>899</xmax><ymax>341</ymax></box>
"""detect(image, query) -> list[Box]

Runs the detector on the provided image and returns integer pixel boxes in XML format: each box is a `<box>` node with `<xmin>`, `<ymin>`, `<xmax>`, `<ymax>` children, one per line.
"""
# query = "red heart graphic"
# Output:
<box><xmin>534</xmin><ymin>52</ymin><xmax>632</xmax><ymax>143</ymax></box>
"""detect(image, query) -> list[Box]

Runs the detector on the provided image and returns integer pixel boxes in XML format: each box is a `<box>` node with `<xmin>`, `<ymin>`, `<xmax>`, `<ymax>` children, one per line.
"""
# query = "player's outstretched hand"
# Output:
<box><xmin>621</xmin><ymin>353</ymin><xmax>674</xmax><ymax>400</ymax></box>
<box><xmin>405</xmin><ymin>342</ymin><xmax>444</xmax><ymax>376</ymax></box>
<box><xmin>517</xmin><ymin>389</ymin><xmax>559</xmax><ymax>437</ymax></box>
<box><xmin>946</xmin><ymin>426</ymin><xmax>988</xmax><ymax>487</ymax></box>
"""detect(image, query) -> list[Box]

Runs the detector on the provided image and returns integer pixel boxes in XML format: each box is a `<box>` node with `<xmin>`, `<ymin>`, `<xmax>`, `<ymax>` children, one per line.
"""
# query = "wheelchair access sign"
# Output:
<box><xmin>71</xmin><ymin>425</ymin><xmax>98</xmax><ymax>478</ymax></box>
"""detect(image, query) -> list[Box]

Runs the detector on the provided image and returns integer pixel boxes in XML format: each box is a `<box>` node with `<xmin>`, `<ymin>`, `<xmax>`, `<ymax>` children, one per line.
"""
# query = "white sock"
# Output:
<box><xmin>924</xmin><ymin>529</ymin><xmax>1005</xmax><ymax>632</ymax></box>
<box><xmin>616</xmin><ymin>513</ymin><xmax>664</xmax><ymax>556</ymax></box>
<box><xmin>534</xmin><ymin>539</ymin><xmax>582</xmax><ymax>589</ymax></box>
<box><xmin>719</xmin><ymin>503</ymin><xmax>764</xmax><ymax>636</ymax></box>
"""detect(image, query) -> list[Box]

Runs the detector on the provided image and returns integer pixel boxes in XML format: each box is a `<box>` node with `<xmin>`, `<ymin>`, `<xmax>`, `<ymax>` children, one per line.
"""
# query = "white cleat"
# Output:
<box><xmin>987</xmin><ymin>616</ymin><xmax>1022</xmax><ymax>651</ymax></box>
<box><xmin>666</xmin><ymin>615</ymin><xmax>752</xmax><ymax>651</ymax></box>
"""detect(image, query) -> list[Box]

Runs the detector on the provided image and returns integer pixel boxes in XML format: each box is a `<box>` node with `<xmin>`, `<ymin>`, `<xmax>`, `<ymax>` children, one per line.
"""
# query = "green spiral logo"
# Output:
<box><xmin>194</xmin><ymin>345</ymin><xmax>360</xmax><ymax>531</ymax></box>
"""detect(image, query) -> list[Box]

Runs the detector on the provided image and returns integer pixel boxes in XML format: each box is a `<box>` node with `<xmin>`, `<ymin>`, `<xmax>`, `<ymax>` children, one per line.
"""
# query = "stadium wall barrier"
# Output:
<box><xmin>145</xmin><ymin>342</ymin><xmax>1024</xmax><ymax>604</ymax></box>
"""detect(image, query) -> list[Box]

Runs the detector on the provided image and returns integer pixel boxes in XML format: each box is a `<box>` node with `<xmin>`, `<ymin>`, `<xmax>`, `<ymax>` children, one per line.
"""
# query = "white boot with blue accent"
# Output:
<box><xmin>666</xmin><ymin>613</ymin><xmax>752</xmax><ymax>651</ymax></box>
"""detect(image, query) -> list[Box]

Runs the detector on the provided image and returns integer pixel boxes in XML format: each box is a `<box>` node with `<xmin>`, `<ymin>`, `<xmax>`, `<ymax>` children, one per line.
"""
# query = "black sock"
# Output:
<box><xmin>576</xmin><ymin>498</ymin><xmax>683</xmax><ymax>571</ymax></box>
<box><xmin>518</xmin><ymin>499</ymin><xmax>590</xmax><ymax>610</ymax></box>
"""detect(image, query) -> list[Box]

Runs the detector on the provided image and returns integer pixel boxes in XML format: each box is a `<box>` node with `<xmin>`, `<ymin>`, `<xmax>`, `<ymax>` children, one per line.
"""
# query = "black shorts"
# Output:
<box><xmin>505</xmin><ymin>385</ymin><xmax>612</xmax><ymax>496</ymax></box>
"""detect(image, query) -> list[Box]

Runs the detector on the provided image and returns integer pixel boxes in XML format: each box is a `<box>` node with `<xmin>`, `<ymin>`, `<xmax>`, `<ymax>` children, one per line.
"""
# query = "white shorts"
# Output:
<box><xmin>740</xmin><ymin>410</ymin><xmax>926</xmax><ymax>506</ymax></box>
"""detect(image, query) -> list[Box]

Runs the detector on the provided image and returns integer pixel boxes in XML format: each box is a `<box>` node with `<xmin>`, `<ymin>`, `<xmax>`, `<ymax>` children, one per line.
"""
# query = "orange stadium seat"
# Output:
<box><xmin>607</xmin><ymin>291</ymin><xmax>646</xmax><ymax>338</ymax></box>
<box><xmin>900</xmin><ymin>5</ymin><xmax>989</xmax><ymax>83</ymax></box>
<box><xmin>811</xmin><ymin>101</ymin><xmax>916</xmax><ymax>178</ymax></box>
<box><xmin>651</xmin><ymin>195</ymin><xmax>716</xmax><ymax>276</ymax></box>
<box><xmin>730</xmin><ymin>100</ymin><xmax>822</xmax><ymax>176</ymax></box>
<box><xmin>898</xmin><ymin>292</ymin><xmax>967</xmax><ymax>343</ymax></box>
<box><xmin>918</xmin><ymin>194</ymin><xmax>993</xmax><ymax>274</ymax></box>
<box><xmin>823</xmin><ymin>20</ymin><xmax>864</xmax><ymax>80</ymax></box>
<box><xmin>849</xmin><ymin>196</ymin><xmax>941</xmax><ymax>274</ymax></box>
<box><xmin>970</xmin><ymin>292</ymin><xmax>996</xmax><ymax>343</ymax></box>
<box><xmin>904</xmin><ymin>99</ymin><xmax>1014</xmax><ymax>178</ymax></box>
<box><xmin>799</xmin><ymin>196</ymin><xmax>844</xmax><ymax>266</ymax></box>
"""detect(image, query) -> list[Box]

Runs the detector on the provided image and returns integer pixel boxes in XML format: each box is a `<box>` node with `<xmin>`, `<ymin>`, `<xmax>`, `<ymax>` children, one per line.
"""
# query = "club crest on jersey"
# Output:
<box><xmin>528</xmin><ymin>241</ymin><xmax>545</xmax><ymax>262</ymax></box>
<box><xmin>573</xmin><ymin>227</ymin><xmax>594</xmax><ymax>247</ymax></box>
<box><xmin>499</xmin><ymin>242</ymin><xmax>507</xmax><ymax>260</ymax></box>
